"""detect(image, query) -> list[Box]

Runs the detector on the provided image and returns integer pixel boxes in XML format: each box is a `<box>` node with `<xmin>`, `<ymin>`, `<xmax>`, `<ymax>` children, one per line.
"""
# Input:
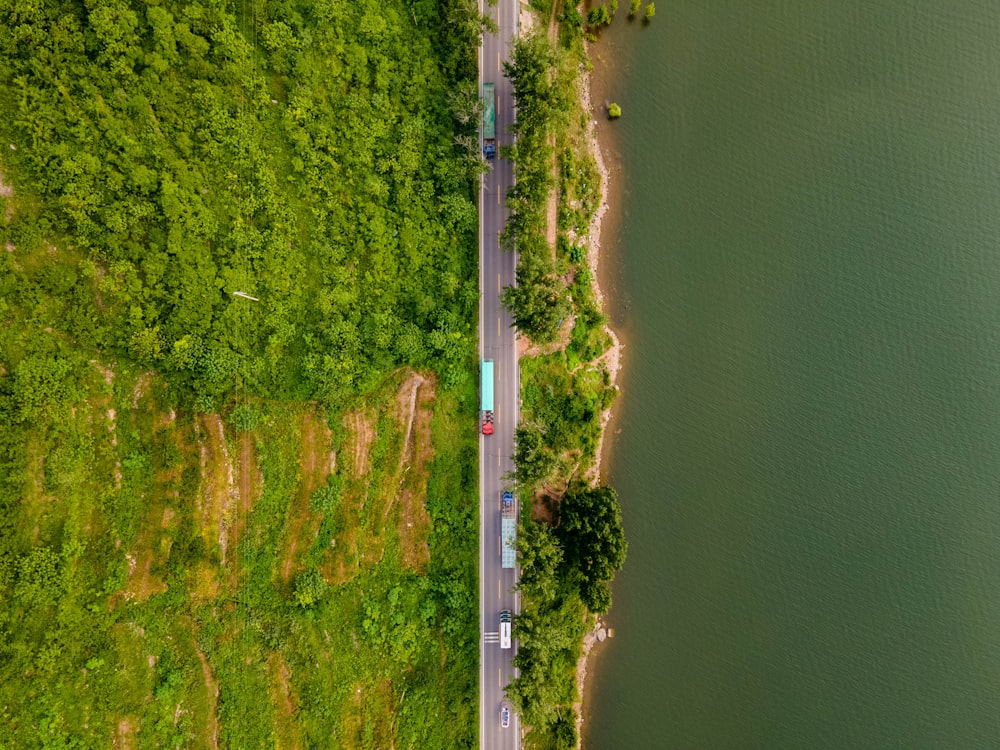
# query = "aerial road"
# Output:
<box><xmin>479</xmin><ymin>0</ymin><xmax>520</xmax><ymax>748</ymax></box>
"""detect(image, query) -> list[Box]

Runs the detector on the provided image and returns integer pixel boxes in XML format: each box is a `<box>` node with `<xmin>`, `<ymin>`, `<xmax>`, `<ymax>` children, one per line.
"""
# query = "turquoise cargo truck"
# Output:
<box><xmin>481</xmin><ymin>359</ymin><xmax>494</xmax><ymax>435</ymax></box>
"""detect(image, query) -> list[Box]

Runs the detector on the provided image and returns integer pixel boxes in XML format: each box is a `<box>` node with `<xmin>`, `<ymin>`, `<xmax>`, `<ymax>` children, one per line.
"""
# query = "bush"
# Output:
<box><xmin>293</xmin><ymin>568</ymin><xmax>328</xmax><ymax>608</ymax></box>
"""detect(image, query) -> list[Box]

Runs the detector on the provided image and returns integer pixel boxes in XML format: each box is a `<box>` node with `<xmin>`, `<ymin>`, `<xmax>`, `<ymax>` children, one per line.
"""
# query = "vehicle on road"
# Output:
<box><xmin>481</xmin><ymin>359</ymin><xmax>494</xmax><ymax>435</ymax></box>
<box><xmin>500</xmin><ymin>705</ymin><xmax>510</xmax><ymax>729</ymax></box>
<box><xmin>501</xmin><ymin>491</ymin><xmax>516</xmax><ymax>568</ymax></box>
<box><xmin>499</xmin><ymin>609</ymin><xmax>511</xmax><ymax>649</ymax></box>
<box><xmin>482</xmin><ymin>82</ymin><xmax>496</xmax><ymax>159</ymax></box>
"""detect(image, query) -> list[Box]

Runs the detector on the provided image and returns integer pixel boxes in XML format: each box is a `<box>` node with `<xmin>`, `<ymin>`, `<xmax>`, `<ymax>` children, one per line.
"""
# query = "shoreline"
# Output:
<box><xmin>574</xmin><ymin>44</ymin><xmax>623</xmax><ymax>747</ymax></box>
<box><xmin>579</xmin><ymin>60</ymin><xmax>623</xmax><ymax>487</ymax></box>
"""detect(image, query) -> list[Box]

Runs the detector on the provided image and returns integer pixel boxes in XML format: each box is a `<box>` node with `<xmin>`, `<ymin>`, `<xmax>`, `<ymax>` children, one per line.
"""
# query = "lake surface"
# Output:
<box><xmin>585</xmin><ymin>2</ymin><xmax>1000</xmax><ymax>747</ymax></box>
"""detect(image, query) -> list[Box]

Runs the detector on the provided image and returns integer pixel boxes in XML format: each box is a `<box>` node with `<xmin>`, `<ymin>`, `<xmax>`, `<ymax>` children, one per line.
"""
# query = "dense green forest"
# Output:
<box><xmin>0</xmin><ymin>0</ymin><xmax>487</xmax><ymax>747</ymax></box>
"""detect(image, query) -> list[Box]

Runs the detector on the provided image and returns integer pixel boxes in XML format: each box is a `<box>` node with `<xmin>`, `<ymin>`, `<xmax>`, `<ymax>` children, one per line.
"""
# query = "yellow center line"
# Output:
<box><xmin>497</xmin><ymin>272</ymin><xmax>501</xmax><ymax>293</ymax></box>
<box><xmin>498</xmin><ymin>668</ymin><xmax>502</xmax><ymax>687</ymax></box>
<box><xmin>497</xmin><ymin>317</ymin><xmax>501</xmax><ymax>336</ymax></box>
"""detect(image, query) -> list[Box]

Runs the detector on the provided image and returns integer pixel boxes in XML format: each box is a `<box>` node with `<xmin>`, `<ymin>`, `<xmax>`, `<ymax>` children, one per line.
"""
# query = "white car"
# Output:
<box><xmin>500</xmin><ymin>705</ymin><xmax>511</xmax><ymax>729</ymax></box>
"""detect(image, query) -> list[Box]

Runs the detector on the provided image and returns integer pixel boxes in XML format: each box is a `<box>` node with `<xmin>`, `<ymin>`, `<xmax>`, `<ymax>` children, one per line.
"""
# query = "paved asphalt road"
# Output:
<box><xmin>479</xmin><ymin>0</ymin><xmax>520</xmax><ymax>749</ymax></box>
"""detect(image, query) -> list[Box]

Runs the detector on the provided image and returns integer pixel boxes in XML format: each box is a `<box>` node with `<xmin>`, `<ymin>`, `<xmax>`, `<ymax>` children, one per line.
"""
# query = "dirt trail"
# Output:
<box><xmin>114</xmin><ymin>717</ymin><xmax>137</xmax><ymax>750</ymax></box>
<box><xmin>344</xmin><ymin>409</ymin><xmax>375</xmax><ymax>478</ymax></box>
<box><xmin>198</xmin><ymin>414</ymin><xmax>237</xmax><ymax>566</ymax></box>
<box><xmin>396</xmin><ymin>373</ymin><xmax>425</xmax><ymax>476</ymax></box>
<box><xmin>390</xmin><ymin>372</ymin><xmax>435</xmax><ymax>570</ymax></box>
<box><xmin>0</xmin><ymin>167</ymin><xmax>14</xmax><ymax>223</ymax></box>
<box><xmin>194</xmin><ymin>643</ymin><xmax>220</xmax><ymax>750</ymax></box>
<box><xmin>280</xmin><ymin>409</ymin><xmax>332</xmax><ymax>583</ymax></box>
<box><xmin>268</xmin><ymin>651</ymin><xmax>302</xmax><ymax>750</ymax></box>
<box><xmin>238</xmin><ymin>432</ymin><xmax>261</xmax><ymax>525</ymax></box>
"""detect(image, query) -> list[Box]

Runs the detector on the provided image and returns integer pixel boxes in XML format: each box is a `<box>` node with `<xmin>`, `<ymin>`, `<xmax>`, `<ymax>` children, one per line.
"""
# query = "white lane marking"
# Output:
<box><xmin>498</xmin><ymin>578</ymin><xmax>501</xmax><ymax>599</ymax></box>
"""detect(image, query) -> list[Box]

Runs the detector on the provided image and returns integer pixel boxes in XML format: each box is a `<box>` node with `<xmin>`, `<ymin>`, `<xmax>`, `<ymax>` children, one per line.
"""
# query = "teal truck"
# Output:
<box><xmin>481</xmin><ymin>359</ymin><xmax>494</xmax><ymax>435</ymax></box>
<box><xmin>482</xmin><ymin>82</ymin><xmax>496</xmax><ymax>159</ymax></box>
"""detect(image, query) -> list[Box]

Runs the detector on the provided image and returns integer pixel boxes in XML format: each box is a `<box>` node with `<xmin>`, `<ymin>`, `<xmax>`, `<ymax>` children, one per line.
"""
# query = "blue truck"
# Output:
<box><xmin>501</xmin><ymin>491</ymin><xmax>516</xmax><ymax>568</ymax></box>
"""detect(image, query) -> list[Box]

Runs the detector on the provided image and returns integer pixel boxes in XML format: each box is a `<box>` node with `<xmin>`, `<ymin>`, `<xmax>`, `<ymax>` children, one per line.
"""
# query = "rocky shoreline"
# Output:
<box><xmin>574</xmin><ymin>50</ymin><xmax>622</xmax><ymax>746</ymax></box>
<box><xmin>578</xmin><ymin>61</ymin><xmax>622</xmax><ymax>487</ymax></box>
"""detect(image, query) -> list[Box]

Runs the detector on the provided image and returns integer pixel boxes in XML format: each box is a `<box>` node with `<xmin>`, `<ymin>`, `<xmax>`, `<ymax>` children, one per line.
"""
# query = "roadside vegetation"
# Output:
<box><xmin>500</xmin><ymin>3</ymin><xmax>627</xmax><ymax>748</ymax></box>
<box><xmin>0</xmin><ymin>0</ymin><xmax>487</xmax><ymax>746</ymax></box>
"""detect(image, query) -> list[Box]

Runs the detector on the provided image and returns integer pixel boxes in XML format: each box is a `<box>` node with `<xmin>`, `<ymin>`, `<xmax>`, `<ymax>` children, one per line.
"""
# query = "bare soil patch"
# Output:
<box><xmin>230</xmin><ymin>429</ymin><xmax>263</xmax><ymax>587</ymax></box>
<box><xmin>279</xmin><ymin>407</ymin><xmax>332</xmax><ymax>583</ymax></box>
<box><xmin>342</xmin><ymin>408</ymin><xmax>375</xmax><ymax>479</ymax></box>
<box><xmin>122</xmin><ymin>543</ymin><xmax>167</xmax><ymax>603</ymax></box>
<box><xmin>0</xmin><ymin>168</ymin><xmax>14</xmax><ymax>223</ymax></box>
<box><xmin>131</xmin><ymin>372</ymin><xmax>153</xmax><ymax>409</ymax></box>
<box><xmin>194</xmin><ymin>639</ymin><xmax>220</xmax><ymax>750</ymax></box>
<box><xmin>322</xmin><ymin>407</ymin><xmax>377</xmax><ymax>583</ymax></box>
<box><xmin>391</xmin><ymin>372</ymin><xmax>435</xmax><ymax>571</ymax></box>
<box><xmin>343</xmin><ymin>679</ymin><xmax>395</xmax><ymax>750</ymax></box>
<box><xmin>197</xmin><ymin>414</ymin><xmax>237</xmax><ymax>567</ymax></box>
<box><xmin>114</xmin><ymin>717</ymin><xmax>138</xmax><ymax>750</ymax></box>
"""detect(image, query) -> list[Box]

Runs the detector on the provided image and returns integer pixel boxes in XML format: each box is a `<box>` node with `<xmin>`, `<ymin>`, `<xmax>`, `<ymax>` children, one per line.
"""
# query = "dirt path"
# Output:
<box><xmin>198</xmin><ymin>414</ymin><xmax>237</xmax><ymax>566</ymax></box>
<box><xmin>390</xmin><ymin>372</ymin><xmax>435</xmax><ymax>570</ymax></box>
<box><xmin>238</xmin><ymin>432</ymin><xmax>257</xmax><ymax>516</ymax></box>
<box><xmin>194</xmin><ymin>643</ymin><xmax>220</xmax><ymax>750</ymax></box>
<box><xmin>280</xmin><ymin>409</ymin><xmax>333</xmax><ymax>583</ymax></box>
<box><xmin>280</xmin><ymin>415</ymin><xmax>315</xmax><ymax>583</ymax></box>
<box><xmin>268</xmin><ymin>651</ymin><xmax>301</xmax><ymax>750</ymax></box>
<box><xmin>114</xmin><ymin>717</ymin><xmax>137</xmax><ymax>750</ymax></box>
<box><xmin>0</xmin><ymin>167</ymin><xmax>14</xmax><ymax>223</ymax></box>
<box><xmin>346</xmin><ymin>409</ymin><xmax>375</xmax><ymax>478</ymax></box>
<box><xmin>396</xmin><ymin>373</ymin><xmax>425</xmax><ymax>476</ymax></box>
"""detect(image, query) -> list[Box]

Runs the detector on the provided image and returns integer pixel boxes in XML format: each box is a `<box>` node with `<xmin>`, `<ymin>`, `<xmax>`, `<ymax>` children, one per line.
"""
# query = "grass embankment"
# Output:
<box><xmin>501</xmin><ymin>3</ymin><xmax>626</xmax><ymax>749</ymax></box>
<box><xmin>0</xmin><ymin>0</ymin><xmax>486</xmax><ymax>746</ymax></box>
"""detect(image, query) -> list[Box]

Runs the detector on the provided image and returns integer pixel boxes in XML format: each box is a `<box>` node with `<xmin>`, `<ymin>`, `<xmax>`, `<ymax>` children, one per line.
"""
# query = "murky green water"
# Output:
<box><xmin>585</xmin><ymin>2</ymin><xmax>1000</xmax><ymax>747</ymax></box>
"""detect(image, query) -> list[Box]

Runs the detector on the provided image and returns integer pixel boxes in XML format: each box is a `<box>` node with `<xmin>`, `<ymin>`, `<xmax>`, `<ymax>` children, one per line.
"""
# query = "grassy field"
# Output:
<box><xmin>0</xmin><ymin>328</ymin><xmax>479</xmax><ymax>748</ymax></box>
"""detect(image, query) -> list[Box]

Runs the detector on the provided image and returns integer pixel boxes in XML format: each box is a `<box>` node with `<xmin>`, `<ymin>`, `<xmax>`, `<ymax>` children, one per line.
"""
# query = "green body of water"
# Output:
<box><xmin>585</xmin><ymin>2</ymin><xmax>1000</xmax><ymax>747</ymax></box>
